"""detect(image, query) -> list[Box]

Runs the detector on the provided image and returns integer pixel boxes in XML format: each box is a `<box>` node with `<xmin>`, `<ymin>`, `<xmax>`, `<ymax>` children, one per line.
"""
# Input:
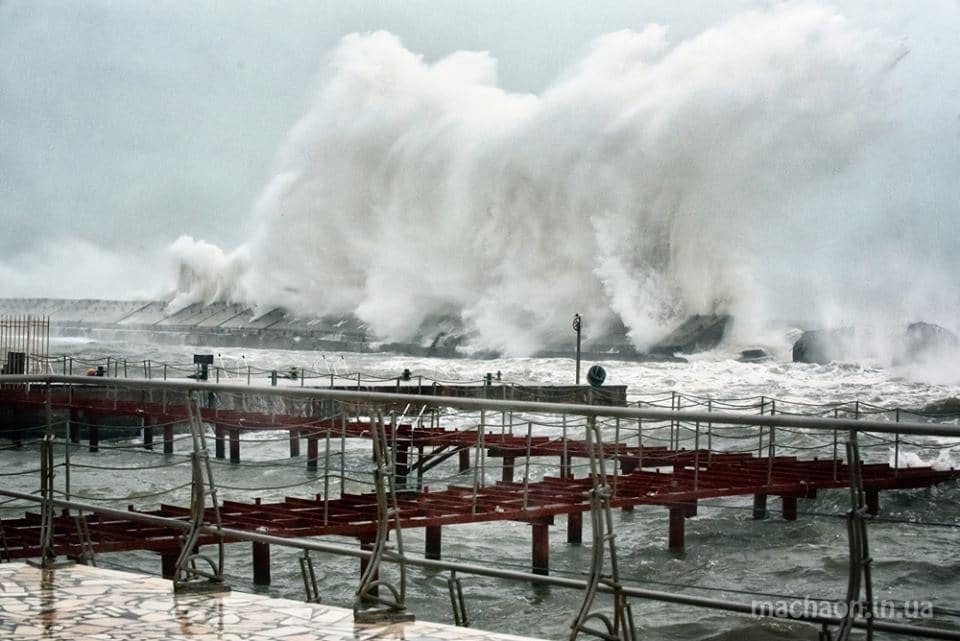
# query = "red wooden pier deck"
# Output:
<box><xmin>1</xmin><ymin>387</ymin><xmax>958</xmax><ymax>582</ymax></box>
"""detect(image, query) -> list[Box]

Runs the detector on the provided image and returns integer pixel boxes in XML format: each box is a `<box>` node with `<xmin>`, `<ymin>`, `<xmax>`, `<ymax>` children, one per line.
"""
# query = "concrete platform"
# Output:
<box><xmin>0</xmin><ymin>562</ymin><xmax>543</xmax><ymax>641</ymax></box>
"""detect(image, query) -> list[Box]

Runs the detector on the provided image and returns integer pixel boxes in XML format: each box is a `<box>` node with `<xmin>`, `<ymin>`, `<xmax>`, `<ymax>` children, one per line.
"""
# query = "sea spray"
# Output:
<box><xmin>171</xmin><ymin>4</ymin><xmax>937</xmax><ymax>355</ymax></box>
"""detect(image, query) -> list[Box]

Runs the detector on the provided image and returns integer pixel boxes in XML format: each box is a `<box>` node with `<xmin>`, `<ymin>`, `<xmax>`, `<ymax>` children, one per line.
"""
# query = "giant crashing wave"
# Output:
<box><xmin>167</xmin><ymin>4</ymin><xmax>959</xmax><ymax>358</ymax></box>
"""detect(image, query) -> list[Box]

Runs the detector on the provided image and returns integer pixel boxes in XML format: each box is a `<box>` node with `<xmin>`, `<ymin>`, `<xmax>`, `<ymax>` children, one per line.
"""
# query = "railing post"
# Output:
<box><xmin>767</xmin><ymin>402</ymin><xmax>776</xmax><ymax>485</ymax></box>
<box><xmin>706</xmin><ymin>400</ymin><xmax>713</xmax><ymax>465</ymax></box>
<box><xmin>693</xmin><ymin>421</ymin><xmax>700</xmax><ymax>491</ymax></box>
<box><xmin>894</xmin><ymin>408</ymin><xmax>900</xmax><ymax>477</ymax></box>
<box><xmin>833</xmin><ymin>408</ymin><xmax>839</xmax><ymax>481</ymax></box>
<box><xmin>522</xmin><ymin>421</ymin><xmax>533</xmax><ymax>511</ymax></box>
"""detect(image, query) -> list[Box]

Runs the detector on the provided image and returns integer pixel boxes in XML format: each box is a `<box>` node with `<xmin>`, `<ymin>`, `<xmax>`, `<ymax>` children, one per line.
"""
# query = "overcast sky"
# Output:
<box><xmin>1</xmin><ymin>1</ymin><xmax>957</xmax><ymax>301</ymax></box>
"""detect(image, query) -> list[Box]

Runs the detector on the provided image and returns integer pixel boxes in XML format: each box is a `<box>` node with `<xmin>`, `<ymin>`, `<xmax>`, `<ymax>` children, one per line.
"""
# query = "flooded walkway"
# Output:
<box><xmin>0</xmin><ymin>562</ymin><xmax>541</xmax><ymax>641</ymax></box>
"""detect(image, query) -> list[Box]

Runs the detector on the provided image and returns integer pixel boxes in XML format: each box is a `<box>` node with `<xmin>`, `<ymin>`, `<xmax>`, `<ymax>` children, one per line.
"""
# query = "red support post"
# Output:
<box><xmin>306</xmin><ymin>433</ymin><xmax>318</xmax><ymax>471</ymax></box>
<box><xmin>560</xmin><ymin>453</ymin><xmax>573</xmax><ymax>479</ymax></box>
<box><xmin>668</xmin><ymin>506</ymin><xmax>685</xmax><ymax>553</ymax></box>
<box><xmin>425</xmin><ymin>525</ymin><xmax>442</xmax><ymax>560</ymax></box>
<box><xmin>289</xmin><ymin>428</ymin><xmax>300</xmax><ymax>458</ymax></box>
<box><xmin>782</xmin><ymin>495</ymin><xmax>798</xmax><ymax>521</ymax></box>
<box><xmin>395</xmin><ymin>442</ymin><xmax>409</xmax><ymax>488</ymax></box>
<box><xmin>214</xmin><ymin>424</ymin><xmax>225</xmax><ymax>459</ymax></box>
<box><xmin>459</xmin><ymin>448</ymin><xmax>470</xmax><ymax>472</ymax></box>
<box><xmin>567</xmin><ymin>511</ymin><xmax>582</xmax><ymax>545</ymax></box>
<box><xmin>753</xmin><ymin>493</ymin><xmax>767</xmax><ymax>520</ymax></box>
<box><xmin>163</xmin><ymin>423</ymin><xmax>174</xmax><ymax>454</ymax></box>
<box><xmin>229</xmin><ymin>427</ymin><xmax>240</xmax><ymax>463</ymax></box>
<box><xmin>532</xmin><ymin>522</ymin><xmax>549</xmax><ymax>576</ymax></box>
<box><xmin>161</xmin><ymin>552</ymin><xmax>178</xmax><ymax>580</ymax></box>
<box><xmin>865</xmin><ymin>487</ymin><xmax>880</xmax><ymax>516</ymax></box>
<box><xmin>69</xmin><ymin>410</ymin><xmax>81</xmax><ymax>444</ymax></box>
<box><xmin>142</xmin><ymin>417</ymin><xmax>154</xmax><ymax>450</ymax></box>
<box><xmin>88</xmin><ymin>414</ymin><xmax>99</xmax><ymax>453</ymax></box>
<box><xmin>501</xmin><ymin>456</ymin><xmax>515</xmax><ymax>484</ymax></box>
<box><xmin>253</xmin><ymin>541</ymin><xmax>271</xmax><ymax>585</ymax></box>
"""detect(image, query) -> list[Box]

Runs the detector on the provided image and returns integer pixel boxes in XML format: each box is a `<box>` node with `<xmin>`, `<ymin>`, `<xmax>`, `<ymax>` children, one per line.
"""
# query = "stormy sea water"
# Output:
<box><xmin>2</xmin><ymin>335</ymin><xmax>959</xmax><ymax>640</ymax></box>
<box><xmin>2</xmin><ymin>3</ymin><xmax>960</xmax><ymax>638</ymax></box>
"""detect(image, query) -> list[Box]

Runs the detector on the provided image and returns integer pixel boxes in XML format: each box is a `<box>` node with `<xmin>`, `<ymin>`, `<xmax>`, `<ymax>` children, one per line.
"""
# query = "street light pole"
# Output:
<box><xmin>573</xmin><ymin>313</ymin><xmax>582</xmax><ymax>385</ymax></box>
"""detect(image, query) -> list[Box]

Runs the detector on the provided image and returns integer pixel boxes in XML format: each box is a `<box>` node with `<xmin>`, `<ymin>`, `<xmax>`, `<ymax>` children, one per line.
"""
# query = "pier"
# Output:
<box><xmin>1</xmin><ymin>378</ymin><xmax>957</xmax><ymax>567</ymax></box>
<box><xmin>2</xmin><ymin>375</ymin><xmax>959</xmax><ymax>640</ymax></box>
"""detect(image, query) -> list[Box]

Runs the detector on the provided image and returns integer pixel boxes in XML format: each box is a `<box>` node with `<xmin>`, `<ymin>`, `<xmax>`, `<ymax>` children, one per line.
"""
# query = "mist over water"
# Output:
<box><xmin>169</xmin><ymin>3</ymin><xmax>960</xmax><ymax>355</ymax></box>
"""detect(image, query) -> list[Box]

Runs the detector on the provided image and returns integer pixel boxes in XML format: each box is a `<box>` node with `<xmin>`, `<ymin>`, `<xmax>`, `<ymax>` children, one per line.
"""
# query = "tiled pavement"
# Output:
<box><xmin>0</xmin><ymin>562</ymin><xmax>540</xmax><ymax>641</ymax></box>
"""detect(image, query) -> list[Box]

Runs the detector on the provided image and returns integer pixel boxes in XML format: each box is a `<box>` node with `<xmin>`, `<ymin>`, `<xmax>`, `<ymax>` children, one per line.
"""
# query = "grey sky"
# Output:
<box><xmin>0</xmin><ymin>1</ymin><xmax>757</xmax><ymax>263</ymax></box>
<box><xmin>1</xmin><ymin>1</ymin><xmax>957</xmax><ymax>302</ymax></box>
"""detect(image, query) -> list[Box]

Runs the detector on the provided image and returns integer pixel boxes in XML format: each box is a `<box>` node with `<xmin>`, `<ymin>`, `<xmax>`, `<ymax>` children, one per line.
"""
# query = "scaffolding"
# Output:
<box><xmin>0</xmin><ymin>315</ymin><xmax>50</xmax><ymax>375</ymax></box>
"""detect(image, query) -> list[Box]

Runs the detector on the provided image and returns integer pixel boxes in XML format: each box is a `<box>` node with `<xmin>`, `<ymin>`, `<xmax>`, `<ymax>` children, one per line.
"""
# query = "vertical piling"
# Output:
<box><xmin>289</xmin><ymin>428</ymin><xmax>300</xmax><ymax>457</ymax></box>
<box><xmin>782</xmin><ymin>495</ymin><xmax>798</xmax><ymax>521</ymax></box>
<box><xmin>425</xmin><ymin>525</ymin><xmax>442</xmax><ymax>560</ymax></box>
<box><xmin>865</xmin><ymin>487</ymin><xmax>880</xmax><ymax>516</ymax></box>
<box><xmin>229</xmin><ymin>427</ymin><xmax>240</xmax><ymax>463</ymax></box>
<box><xmin>753</xmin><ymin>493</ymin><xmax>768</xmax><ymax>520</ymax></box>
<box><xmin>501</xmin><ymin>456</ymin><xmax>515</xmax><ymax>484</ymax></box>
<box><xmin>306</xmin><ymin>432</ymin><xmax>318</xmax><ymax>471</ymax></box>
<box><xmin>252</xmin><ymin>542</ymin><xmax>271</xmax><ymax>585</ymax></box>
<box><xmin>567</xmin><ymin>511</ymin><xmax>583</xmax><ymax>545</ymax></box>
<box><xmin>668</xmin><ymin>507</ymin><xmax>685</xmax><ymax>554</ymax></box>
<box><xmin>214</xmin><ymin>424</ymin><xmax>225</xmax><ymax>459</ymax></box>
<box><xmin>531</xmin><ymin>522</ymin><xmax>550</xmax><ymax>576</ymax></box>
<box><xmin>88</xmin><ymin>414</ymin><xmax>99</xmax><ymax>453</ymax></box>
<box><xmin>395</xmin><ymin>441</ymin><xmax>409</xmax><ymax>488</ymax></box>
<box><xmin>459</xmin><ymin>448</ymin><xmax>470</xmax><ymax>472</ymax></box>
<box><xmin>163</xmin><ymin>423</ymin><xmax>174</xmax><ymax>454</ymax></box>
<box><xmin>142</xmin><ymin>417</ymin><xmax>154</xmax><ymax>450</ymax></box>
<box><xmin>69</xmin><ymin>409</ymin><xmax>81</xmax><ymax>444</ymax></box>
<box><xmin>161</xmin><ymin>552</ymin><xmax>178</xmax><ymax>580</ymax></box>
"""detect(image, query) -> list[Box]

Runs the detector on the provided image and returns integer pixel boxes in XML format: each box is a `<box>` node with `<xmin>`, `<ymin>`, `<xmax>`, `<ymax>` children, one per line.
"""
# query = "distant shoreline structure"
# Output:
<box><xmin>0</xmin><ymin>297</ymin><xmax>728</xmax><ymax>361</ymax></box>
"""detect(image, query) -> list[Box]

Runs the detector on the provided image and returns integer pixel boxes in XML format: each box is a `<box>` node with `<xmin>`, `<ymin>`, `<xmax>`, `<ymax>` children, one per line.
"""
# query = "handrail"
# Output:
<box><xmin>2</xmin><ymin>374</ymin><xmax>958</xmax><ymax>639</ymax></box>
<box><xmin>0</xmin><ymin>489</ymin><xmax>955</xmax><ymax>640</ymax></box>
<box><xmin>1</xmin><ymin>374</ymin><xmax>958</xmax><ymax>438</ymax></box>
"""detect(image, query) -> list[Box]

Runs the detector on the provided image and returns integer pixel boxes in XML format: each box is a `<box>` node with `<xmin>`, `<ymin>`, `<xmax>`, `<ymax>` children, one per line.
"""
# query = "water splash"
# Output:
<box><xmin>171</xmin><ymin>4</ymin><xmax>956</xmax><ymax>356</ymax></box>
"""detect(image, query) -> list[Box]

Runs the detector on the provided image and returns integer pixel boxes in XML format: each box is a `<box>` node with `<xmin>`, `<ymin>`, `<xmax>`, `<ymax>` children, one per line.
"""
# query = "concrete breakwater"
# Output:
<box><xmin>0</xmin><ymin>298</ymin><xmax>728</xmax><ymax>361</ymax></box>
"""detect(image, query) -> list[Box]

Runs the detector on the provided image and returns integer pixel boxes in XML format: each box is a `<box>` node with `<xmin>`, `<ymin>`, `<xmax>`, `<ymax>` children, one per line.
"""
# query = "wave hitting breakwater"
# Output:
<box><xmin>166</xmin><ymin>3</ymin><xmax>959</xmax><ymax>356</ymax></box>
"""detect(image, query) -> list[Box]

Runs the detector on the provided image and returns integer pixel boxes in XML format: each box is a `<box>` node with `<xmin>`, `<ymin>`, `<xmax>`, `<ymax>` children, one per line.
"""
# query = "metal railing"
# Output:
<box><xmin>0</xmin><ymin>374</ymin><xmax>958</xmax><ymax>641</ymax></box>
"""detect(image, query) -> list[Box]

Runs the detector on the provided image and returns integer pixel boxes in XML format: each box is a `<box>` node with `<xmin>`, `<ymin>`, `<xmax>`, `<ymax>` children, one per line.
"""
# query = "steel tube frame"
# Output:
<box><xmin>3</xmin><ymin>374</ymin><xmax>959</xmax><ymax>437</ymax></box>
<box><xmin>3</xmin><ymin>375</ymin><xmax>960</xmax><ymax>640</ymax></box>
<box><xmin>1</xmin><ymin>489</ymin><xmax>956</xmax><ymax>640</ymax></box>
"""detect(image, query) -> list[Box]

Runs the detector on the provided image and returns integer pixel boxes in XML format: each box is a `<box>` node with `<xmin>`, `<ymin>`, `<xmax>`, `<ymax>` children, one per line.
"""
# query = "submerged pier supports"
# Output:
<box><xmin>530</xmin><ymin>518</ymin><xmax>553</xmax><ymax>576</ymax></box>
<box><xmin>163</xmin><ymin>423</ymin><xmax>174</xmax><ymax>454</ymax></box>
<box><xmin>425</xmin><ymin>525</ymin><xmax>442</xmax><ymax>560</ymax></box>
<box><xmin>668</xmin><ymin>502</ymin><xmax>698</xmax><ymax>554</ymax></box>
<box><xmin>753</xmin><ymin>493</ymin><xmax>767</xmax><ymax>520</ymax></box>
<box><xmin>252</xmin><ymin>542</ymin><xmax>271</xmax><ymax>585</ymax></box>
<box><xmin>567</xmin><ymin>512</ymin><xmax>583</xmax><ymax>545</ymax></box>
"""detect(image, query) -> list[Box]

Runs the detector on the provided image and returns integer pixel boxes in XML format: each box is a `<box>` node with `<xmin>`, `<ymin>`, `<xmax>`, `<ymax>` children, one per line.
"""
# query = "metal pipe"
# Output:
<box><xmin>2</xmin><ymin>375</ymin><xmax>960</xmax><ymax>437</ymax></box>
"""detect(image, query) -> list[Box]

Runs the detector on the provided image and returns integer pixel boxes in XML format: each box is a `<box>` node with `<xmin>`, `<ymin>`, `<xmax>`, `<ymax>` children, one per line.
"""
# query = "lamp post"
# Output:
<box><xmin>573</xmin><ymin>313</ymin><xmax>582</xmax><ymax>385</ymax></box>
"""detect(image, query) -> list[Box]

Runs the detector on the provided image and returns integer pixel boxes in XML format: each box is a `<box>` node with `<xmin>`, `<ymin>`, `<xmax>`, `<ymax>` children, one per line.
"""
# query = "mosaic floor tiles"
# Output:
<box><xmin>0</xmin><ymin>562</ymin><xmax>540</xmax><ymax>641</ymax></box>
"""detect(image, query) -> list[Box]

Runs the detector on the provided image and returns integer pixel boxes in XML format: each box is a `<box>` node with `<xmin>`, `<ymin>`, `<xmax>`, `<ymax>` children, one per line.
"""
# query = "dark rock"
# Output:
<box><xmin>793</xmin><ymin>323</ymin><xmax>958</xmax><ymax>364</ymax></box>
<box><xmin>738</xmin><ymin>348</ymin><xmax>771</xmax><ymax>363</ymax></box>
<box><xmin>903</xmin><ymin>322</ymin><xmax>958</xmax><ymax>358</ymax></box>
<box><xmin>792</xmin><ymin>327</ymin><xmax>857</xmax><ymax>364</ymax></box>
<box><xmin>649</xmin><ymin>314</ymin><xmax>731</xmax><ymax>355</ymax></box>
<box><xmin>918</xmin><ymin>397</ymin><xmax>960</xmax><ymax>415</ymax></box>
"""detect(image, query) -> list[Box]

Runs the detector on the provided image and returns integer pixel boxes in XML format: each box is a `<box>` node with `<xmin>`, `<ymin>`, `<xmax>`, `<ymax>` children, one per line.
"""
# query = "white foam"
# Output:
<box><xmin>165</xmin><ymin>4</ymin><xmax>960</xmax><ymax>355</ymax></box>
